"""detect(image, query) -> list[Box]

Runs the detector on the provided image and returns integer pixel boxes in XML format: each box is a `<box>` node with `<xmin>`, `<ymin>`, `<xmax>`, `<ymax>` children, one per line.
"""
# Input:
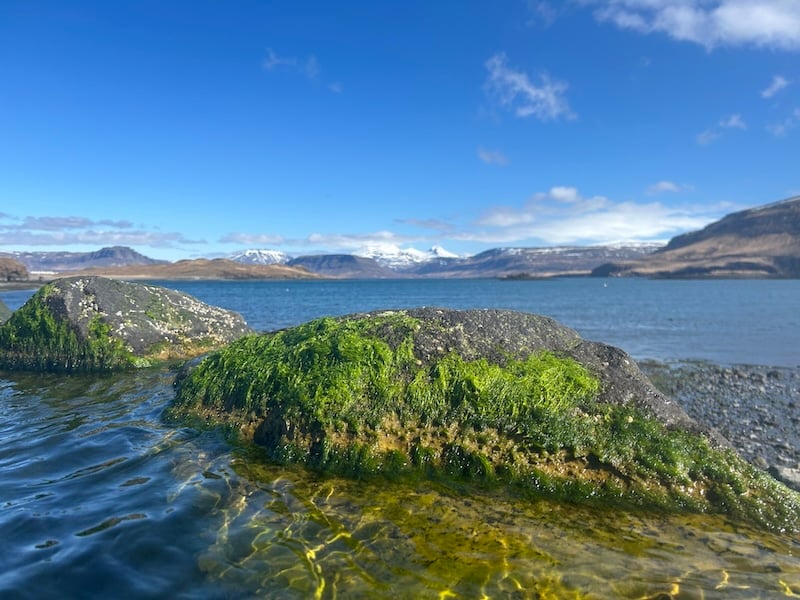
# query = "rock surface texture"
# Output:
<box><xmin>170</xmin><ymin>307</ymin><xmax>800</xmax><ymax>531</ymax></box>
<box><xmin>0</xmin><ymin>276</ymin><xmax>252</xmax><ymax>371</ymax></box>
<box><xmin>0</xmin><ymin>299</ymin><xmax>11</xmax><ymax>324</ymax></box>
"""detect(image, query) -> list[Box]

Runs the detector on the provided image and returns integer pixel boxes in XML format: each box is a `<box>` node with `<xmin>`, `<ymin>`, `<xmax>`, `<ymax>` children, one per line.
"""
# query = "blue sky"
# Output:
<box><xmin>1</xmin><ymin>1</ymin><xmax>799</xmax><ymax>261</ymax></box>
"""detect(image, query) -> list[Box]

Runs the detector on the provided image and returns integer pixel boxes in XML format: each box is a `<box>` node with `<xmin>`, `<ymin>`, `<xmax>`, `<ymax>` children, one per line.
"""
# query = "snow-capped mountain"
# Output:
<box><xmin>229</xmin><ymin>249</ymin><xmax>290</xmax><ymax>265</ymax></box>
<box><xmin>354</xmin><ymin>244</ymin><xmax>460</xmax><ymax>270</ymax></box>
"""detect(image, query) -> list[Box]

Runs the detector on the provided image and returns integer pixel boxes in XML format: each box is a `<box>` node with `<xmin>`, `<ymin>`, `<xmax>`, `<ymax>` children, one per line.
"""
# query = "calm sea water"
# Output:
<box><xmin>5</xmin><ymin>278</ymin><xmax>792</xmax><ymax>366</ymax></box>
<box><xmin>1</xmin><ymin>278</ymin><xmax>799</xmax><ymax>598</ymax></box>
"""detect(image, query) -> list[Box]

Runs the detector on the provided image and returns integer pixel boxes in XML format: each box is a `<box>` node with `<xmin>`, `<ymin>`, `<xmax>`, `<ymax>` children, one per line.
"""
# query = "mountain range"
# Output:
<box><xmin>594</xmin><ymin>196</ymin><xmax>800</xmax><ymax>278</ymax></box>
<box><xmin>3</xmin><ymin>242</ymin><xmax>662</xmax><ymax>279</ymax></box>
<box><xmin>3</xmin><ymin>196</ymin><xmax>800</xmax><ymax>280</ymax></box>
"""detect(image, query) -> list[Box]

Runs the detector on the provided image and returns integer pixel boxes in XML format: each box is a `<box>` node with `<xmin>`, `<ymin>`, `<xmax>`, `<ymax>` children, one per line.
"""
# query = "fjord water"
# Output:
<box><xmin>1</xmin><ymin>278</ymin><xmax>799</xmax><ymax>598</ymax></box>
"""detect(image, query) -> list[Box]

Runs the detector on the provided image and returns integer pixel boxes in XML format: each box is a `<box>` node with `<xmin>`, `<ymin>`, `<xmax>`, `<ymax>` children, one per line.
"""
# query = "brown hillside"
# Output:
<box><xmin>66</xmin><ymin>258</ymin><xmax>320</xmax><ymax>280</ymax></box>
<box><xmin>595</xmin><ymin>197</ymin><xmax>800</xmax><ymax>278</ymax></box>
<box><xmin>0</xmin><ymin>257</ymin><xmax>29</xmax><ymax>281</ymax></box>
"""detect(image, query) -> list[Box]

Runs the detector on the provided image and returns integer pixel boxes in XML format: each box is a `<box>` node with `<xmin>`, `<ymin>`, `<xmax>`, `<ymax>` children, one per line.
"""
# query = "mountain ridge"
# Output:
<box><xmin>595</xmin><ymin>196</ymin><xmax>800</xmax><ymax>278</ymax></box>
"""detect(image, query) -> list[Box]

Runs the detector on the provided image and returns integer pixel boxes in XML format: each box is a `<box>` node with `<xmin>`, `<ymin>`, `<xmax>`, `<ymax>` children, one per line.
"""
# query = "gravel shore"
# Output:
<box><xmin>641</xmin><ymin>361</ymin><xmax>800</xmax><ymax>491</ymax></box>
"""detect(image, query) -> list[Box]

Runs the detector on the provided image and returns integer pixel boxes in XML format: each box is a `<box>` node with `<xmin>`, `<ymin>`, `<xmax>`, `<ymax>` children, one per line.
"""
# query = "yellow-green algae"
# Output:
<box><xmin>168</xmin><ymin>313</ymin><xmax>800</xmax><ymax>532</ymax></box>
<box><xmin>192</xmin><ymin>454</ymin><xmax>800</xmax><ymax>599</ymax></box>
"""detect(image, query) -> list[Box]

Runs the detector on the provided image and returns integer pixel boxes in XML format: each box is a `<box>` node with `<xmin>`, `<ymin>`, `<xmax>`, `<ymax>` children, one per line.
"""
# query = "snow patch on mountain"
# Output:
<box><xmin>355</xmin><ymin>244</ymin><xmax>460</xmax><ymax>269</ymax></box>
<box><xmin>229</xmin><ymin>249</ymin><xmax>290</xmax><ymax>265</ymax></box>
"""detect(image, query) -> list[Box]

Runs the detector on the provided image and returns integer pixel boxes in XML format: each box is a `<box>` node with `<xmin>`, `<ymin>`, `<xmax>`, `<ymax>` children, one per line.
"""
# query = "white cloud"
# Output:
<box><xmin>527</xmin><ymin>1</ymin><xmax>558</xmax><ymax>27</ymax></box>
<box><xmin>586</xmin><ymin>1</ymin><xmax>800</xmax><ymax>50</ymax></box>
<box><xmin>0</xmin><ymin>214</ymin><xmax>202</xmax><ymax>248</ymax></box>
<box><xmin>647</xmin><ymin>180</ymin><xmax>684</xmax><ymax>194</ymax></box>
<box><xmin>263</xmin><ymin>49</ymin><xmax>339</xmax><ymax>90</ymax></box>
<box><xmin>696</xmin><ymin>113</ymin><xmax>747</xmax><ymax>144</ymax></box>
<box><xmin>305</xmin><ymin>56</ymin><xmax>320</xmax><ymax>80</ymax></box>
<box><xmin>219</xmin><ymin>232</ymin><xmax>286</xmax><ymax>245</ymax></box>
<box><xmin>696</xmin><ymin>128</ymin><xmax>720</xmax><ymax>145</ymax></box>
<box><xmin>547</xmin><ymin>186</ymin><xmax>582</xmax><ymax>203</ymax></box>
<box><xmin>477</xmin><ymin>148</ymin><xmax>509</xmax><ymax>165</ymax></box>
<box><xmin>484</xmin><ymin>53</ymin><xmax>575</xmax><ymax>121</ymax></box>
<box><xmin>0</xmin><ymin>229</ymin><xmax>201</xmax><ymax>248</ymax></box>
<box><xmin>218</xmin><ymin>185</ymin><xmax>727</xmax><ymax>254</ymax></box>
<box><xmin>767</xmin><ymin>107</ymin><xmax>800</xmax><ymax>136</ymax></box>
<box><xmin>719</xmin><ymin>113</ymin><xmax>747</xmax><ymax>129</ymax></box>
<box><xmin>761</xmin><ymin>75</ymin><xmax>790</xmax><ymax>98</ymax></box>
<box><xmin>263</xmin><ymin>48</ymin><xmax>297</xmax><ymax>70</ymax></box>
<box><xmin>473</xmin><ymin>186</ymin><xmax>720</xmax><ymax>245</ymax></box>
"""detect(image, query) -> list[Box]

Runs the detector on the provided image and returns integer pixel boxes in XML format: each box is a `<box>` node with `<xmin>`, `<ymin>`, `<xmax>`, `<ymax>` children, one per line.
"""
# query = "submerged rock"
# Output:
<box><xmin>0</xmin><ymin>276</ymin><xmax>252</xmax><ymax>372</ymax></box>
<box><xmin>0</xmin><ymin>299</ymin><xmax>11</xmax><ymax>324</ymax></box>
<box><xmin>169</xmin><ymin>308</ymin><xmax>800</xmax><ymax>531</ymax></box>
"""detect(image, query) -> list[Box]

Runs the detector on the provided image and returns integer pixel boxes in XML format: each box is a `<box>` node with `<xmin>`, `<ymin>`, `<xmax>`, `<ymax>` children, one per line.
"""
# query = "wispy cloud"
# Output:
<box><xmin>220</xmin><ymin>229</ymin><xmax>424</xmax><ymax>252</ymax></box>
<box><xmin>263</xmin><ymin>48</ymin><xmax>298</xmax><ymax>70</ymax></box>
<box><xmin>527</xmin><ymin>1</ymin><xmax>559</xmax><ymax>27</ymax></box>
<box><xmin>761</xmin><ymin>75</ymin><xmax>790</xmax><ymax>98</ymax></box>
<box><xmin>477</xmin><ymin>148</ymin><xmax>509</xmax><ymax>166</ymax></box>
<box><xmin>0</xmin><ymin>214</ymin><xmax>201</xmax><ymax>248</ymax></box>
<box><xmin>472</xmin><ymin>186</ymin><xmax>721</xmax><ymax>245</ymax></box>
<box><xmin>15</xmin><ymin>216</ymin><xmax>134</xmax><ymax>231</ymax></box>
<box><xmin>696</xmin><ymin>113</ymin><xmax>746</xmax><ymax>144</ymax></box>
<box><xmin>767</xmin><ymin>108</ymin><xmax>800</xmax><ymax>136</ymax></box>
<box><xmin>719</xmin><ymin>113</ymin><xmax>747</xmax><ymax>129</ymax></box>
<box><xmin>222</xmin><ymin>187</ymin><xmax>725</xmax><ymax>253</ymax></box>
<box><xmin>646</xmin><ymin>180</ymin><xmax>691</xmax><ymax>195</ymax></box>
<box><xmin>585</xmin><ymin>1</ymin><xmax>800</xmax><ymax>51</ymax></box>
<box><xmin>305</xmin><ymin>55</ymin><xmax>320</xmax><ymax>80</ymax></box>
<box><xmin>484</xmin><ymin>52</ymin><xmax>575</xmax><ymax>121</ymax></box>
<box><xmin>219</xmin><ymin>232</ymin><xmax>286</xmax><ymax>245</ymax></box>
<box><xmin>395</xmin><ymin>218</ymin><xmax>455</xmax><ymax>233</ymax></box>
<box><xmin>263</xmin><ymin>48</ymin><xmax>337</xmax><ymax>90</ymax></box>
<box><xmin>696</xmin><ymin>129</ymin><xmax>720</xmax><ymax>145</ymax></box>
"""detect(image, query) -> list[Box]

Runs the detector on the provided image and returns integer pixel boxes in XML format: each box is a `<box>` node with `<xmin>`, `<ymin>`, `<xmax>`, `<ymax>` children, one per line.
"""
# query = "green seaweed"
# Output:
<box><xmin>168</xmin><ymin>313</ymin><xmax>800</xmax><ymax>531</ymax></box>
<box><xmin>0</xmin><ymin>285</ymin><xmax>134</xmax><ymax>372</ymax></box>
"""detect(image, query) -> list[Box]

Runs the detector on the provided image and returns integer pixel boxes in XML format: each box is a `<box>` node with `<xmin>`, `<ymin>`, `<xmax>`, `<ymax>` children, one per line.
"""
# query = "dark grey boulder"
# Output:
<box><xmin>0</xmin><ymin>276</ymin><xmax>253</xmax><ymax>371</ymax></box>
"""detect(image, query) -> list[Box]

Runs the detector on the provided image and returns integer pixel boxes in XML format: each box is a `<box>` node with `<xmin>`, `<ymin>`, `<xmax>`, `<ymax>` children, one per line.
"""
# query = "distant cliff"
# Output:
<box><xmin>594</xmin><ymin>196</ymin><xmax>800</xmax><ymax>278</ymax></box>
<box><xmin>0</xmin><ymin>256</ymin><xmax>28</xmax><ymax>281</ymax></box>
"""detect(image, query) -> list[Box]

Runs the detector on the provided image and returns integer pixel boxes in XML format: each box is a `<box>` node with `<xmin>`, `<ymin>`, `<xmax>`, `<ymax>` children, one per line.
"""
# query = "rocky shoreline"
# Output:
<box><xmin>641</xmin><ymin>361</ymin><xmax>800</xmax><ymax>491</ymax></box>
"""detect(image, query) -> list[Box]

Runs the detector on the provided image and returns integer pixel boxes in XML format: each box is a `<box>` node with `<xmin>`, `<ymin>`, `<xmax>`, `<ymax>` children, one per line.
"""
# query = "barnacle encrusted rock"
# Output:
<box><xmin>0</xmin><ymin>276</ymin><xmax>252</xmax><ymax>371</ymax></box>
<box><xmin>170</xmin><ymin>308</ymin><xmax>800</xmax><ymax>532</ymax></box>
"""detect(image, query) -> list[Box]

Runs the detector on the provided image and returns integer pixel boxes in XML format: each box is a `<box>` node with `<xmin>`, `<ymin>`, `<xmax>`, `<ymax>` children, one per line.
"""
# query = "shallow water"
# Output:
<box><xmin>2</xmin><ymin>278</ymin><xmax>800</xmax><ymax>597</ymax></box>
<box><xmin>1</xmin><ymin>368</ymin><xmax>798</xmax><ymax>599</ymax></box>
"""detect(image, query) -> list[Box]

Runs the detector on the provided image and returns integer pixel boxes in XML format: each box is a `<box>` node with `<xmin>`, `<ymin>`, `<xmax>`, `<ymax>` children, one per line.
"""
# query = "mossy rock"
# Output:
<box><xmin>168</xmin><ymin>308</ymin><xmax>800</xmax><ymax>531</ymax></box>
<box><xmin>0</xmin><ymin>276</ymin><xmax>252</xmax><ymax>372</ymax></box>
<box><xmin>0</xmin><ymin>299</ymin><xmax>11</xmax><ymax>324</ymax></box>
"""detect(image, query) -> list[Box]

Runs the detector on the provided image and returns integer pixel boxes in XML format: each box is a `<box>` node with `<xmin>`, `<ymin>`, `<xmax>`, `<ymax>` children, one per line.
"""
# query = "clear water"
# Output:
<box><xmin>1</xmin><ymin>279</ymin><xmax>799</xmax><ymax>598</ymax></box>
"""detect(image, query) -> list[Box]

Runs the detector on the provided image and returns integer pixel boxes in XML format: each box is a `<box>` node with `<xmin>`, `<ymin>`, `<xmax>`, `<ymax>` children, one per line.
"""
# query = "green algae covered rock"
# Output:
<box><xmin>0</xmin><ymin>299</ymin><xmax>11</xmax><ymax>324</ymax></box>
<box><xmin>169</xmin><ymin>308</ymin><xmax>800</xmax><ymax>531</ymax></box>
<box><xmin>0</xmin><ymin>276</ymin><xmax>252</xmax><ymax>372</ymax></box>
